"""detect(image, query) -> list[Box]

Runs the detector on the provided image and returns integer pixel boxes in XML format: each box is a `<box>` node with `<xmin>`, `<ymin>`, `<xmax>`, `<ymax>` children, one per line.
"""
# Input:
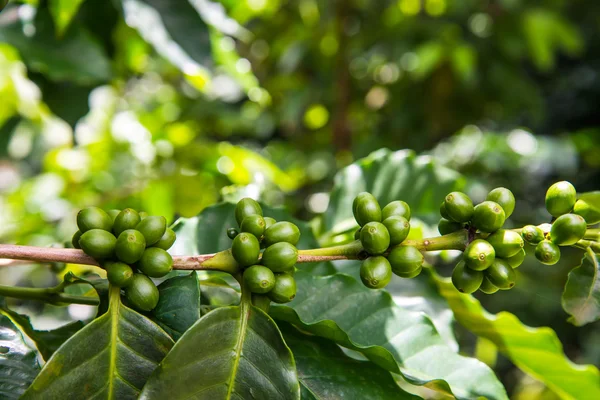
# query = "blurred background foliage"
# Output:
<box><xmin>1</xmin><ymin>0</ymin><xmax>600</xmax><ymax>398</ymax></box>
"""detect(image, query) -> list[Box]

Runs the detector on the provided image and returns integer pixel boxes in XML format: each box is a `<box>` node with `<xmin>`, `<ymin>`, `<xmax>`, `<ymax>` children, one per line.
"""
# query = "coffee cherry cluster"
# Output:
<box><xmin>522</xmin><ymin>181</ymin><xmax>596</xmax><ymax>265</ymax></box>
<box><xmin>441</xmin><ymin>188</ymin><xmax>525</xmax><ymax>295</ymax></box>
<box><xmin>72</xmin><ymin>207</ymin><xmax>176</xmax><ymax>312</ymax></box>
<box><xmin>352</xmin><ymin>193</ymin><xmax>423</xmax><ymax>290</ymax></box>
<box><xmin>228</xmin><ymin>198</ymin><xmax>300</xmax><ymax>304</ymax></box>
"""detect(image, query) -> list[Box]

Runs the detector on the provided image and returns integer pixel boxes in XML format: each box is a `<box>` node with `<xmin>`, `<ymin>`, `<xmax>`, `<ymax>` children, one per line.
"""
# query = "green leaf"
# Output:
<box><xmin>139</xmin><ymin>301</ymin><xmax>300</xmax><ymax>399</ymax></box>
<box><xmin>171</xmin><ymin>203</ymin><xmax>335</xmax><ymax>275</ymax></box>
<box><xmin>152</xmin><ymin>271</ymin><xmax>201</xmax><ymax>340</ymax></box>
<box><xmin>120</xmin><ymin>0</ymin><xmax>211</xmax><ymax>90</ymax></box>
<box><xmin>434</xmin><ymin>274</ymin><xmax>600</xmax><ymax>400</ymax></box>
<box><xmin>22</xmin><ymin>287</ymin><xmax>174</xmax><ymax>400</ymax></box>
<box><xmin>199</xmin><ymin>277</ymin><xmax>240</xmax><ymax>307</ymax></box>
<box><xmin>49</xmin><ymin>0</ymin><xmax>87</xmax><ymax>36</ymax></box>
<box><xmin>280</xmin><ymin>323</ymin><xmax>418</xmax><ymax>400</ymax></box>
<box><xmin>0</xmin><ymin>306</ymin><xmax>83</xmax><ymax>361</ymax></box>
<box><xmin>562</xmin><ymin>248</ymin><xmax>600</xmax><ymax>326</ymax></box>
<box><xmin>270</xmin><ymin>271</ymin><xmax>506</xmax><ymax>400</ymax></box>
<box><xmin>0</xmin><ymin>314</ymin><xmax>40</xmax><ymax>399</ymax></box>
<box><xmin>0</xmin><ymin>8</ymin><xmax>111</xmax><ymax>84</ymax></box>
<box><xmin>321</xmin><ymin>149</ymin><xmax>465</xmax><ymax>239</ymax></box>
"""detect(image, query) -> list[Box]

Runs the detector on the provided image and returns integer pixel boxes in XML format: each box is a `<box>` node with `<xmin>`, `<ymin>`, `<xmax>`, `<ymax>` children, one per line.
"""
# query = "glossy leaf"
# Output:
<box><xmin>280</xmin><ymin>323</ymin><xmax>418</xmax><ymax>400</ymax></box>
<box><xmin>562</xmin><ymin>248</ymin><xmax>600</xmax><ymax>326</ymax></box>
<box><xmin>435</xmin><ymin>275</ymin><xmax>600</xmax><ymax>400</ymax></box>
<box><xmin>22</xmin><ymin>287</ymin><xmax>173</xmax><ymax>400</ymax></box>
<box><xmin>152</xmin><ymin>271</ymin><xmax>201</xmax><ymax>340</ymax></box>
<box><xmin>321</xmin><ymin>149</ymin><xmax>465</xmax><ymax>238</ymax></box>
<box><xmin>140</xmin><ymin>302</ymin><xmax>300</xmax><ymax>399</ymax></box>
<box><xmin>270</xmin><ymin>271</ymin><xmax>506</xmax><ymax>400</ymax></box>
<box><xmin>171</xmin><ymin>202</ymin><xmax>335</xmax><ymax>275</ymax></box>
<box><xmin>0</xmin><ymin>8</ymin><xmax>111</xmax><ymax>84</ymax></box>
<box><xmin>0</xmin><ymin>314</ymin><xmax>40</xmax><ymax>399</ymax></box>
<box><xmin>0</xmin><ymin>306</ymin><xmax>83</xmax><ymax>361</ymax></box>
<box><xmin>120</xmin><ymin>0</ymin><xmax>211</xmax><ymax>89</ymax></box>
<box><xmin>199</xmin><ymin>277</ymin><xmax>240</xmax><ymax>307</ymax></box>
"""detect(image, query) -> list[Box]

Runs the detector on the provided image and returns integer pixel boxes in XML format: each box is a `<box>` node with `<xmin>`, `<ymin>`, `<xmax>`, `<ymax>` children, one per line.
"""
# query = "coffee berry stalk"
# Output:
<box><xmin>1</xmin><ymin>181</ymin><xmax>599</xmax><ymax>307</ymax></box>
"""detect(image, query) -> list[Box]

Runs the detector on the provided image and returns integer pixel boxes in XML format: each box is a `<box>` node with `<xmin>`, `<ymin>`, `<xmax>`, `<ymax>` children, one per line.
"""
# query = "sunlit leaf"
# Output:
<box><xmin>562</xmin><ymin>248</ymin><xmax>600</xmax><ymax>326</ymax></box>
<box><xmin>49</xmin><ymin>0</ymin><xmax>86</xmax><ymax>36</ymax></box>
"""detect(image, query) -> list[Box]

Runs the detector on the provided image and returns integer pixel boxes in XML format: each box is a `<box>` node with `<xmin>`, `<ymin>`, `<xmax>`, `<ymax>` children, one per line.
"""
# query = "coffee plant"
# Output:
<box><xmin>1</xmin><ymin>150</ymin><xmax>600</xmax><ymax>399</ymax></box>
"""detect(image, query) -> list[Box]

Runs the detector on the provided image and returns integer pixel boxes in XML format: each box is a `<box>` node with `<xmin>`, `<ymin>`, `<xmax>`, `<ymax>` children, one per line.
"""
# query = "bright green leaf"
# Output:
<box><xmin>22</xmin><ymin>287</ymin><xmax>174</xmax><ymax>400</ymax></box>
<box><xmin>562</xmin><ymin>248</ymin><xmax>600</xmax><ymax>326</ymax></box>
<box><xmin>435</xmin><ymin>274</ymin><xmax>600</xmax><ymax>400</ymax></box>
<box><xmin>270</xmin><ymin>271</ymin><xmax>507</xmax><ymax>400</ymax></box>
<box><xmin>49</xmin><ymin>0</ymin><xmax>86</xmax><ymax>36</ymax></box>
<box><xmin>140</xmin><ymin>302</ymin><xmax>300</xmax><ymax>399</ymax></box>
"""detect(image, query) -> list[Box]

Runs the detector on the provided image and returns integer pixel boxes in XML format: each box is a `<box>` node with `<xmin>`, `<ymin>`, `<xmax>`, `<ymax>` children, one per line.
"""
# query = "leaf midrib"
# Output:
<box><xmin>225</xmin><ymin>295</ymin><xmax>250</xmax><ymax>399</ymax></box>
<box><xmin>108</xmin><ymin>286</ymin><xmax>120</xmax><ymax>400</ymax></box>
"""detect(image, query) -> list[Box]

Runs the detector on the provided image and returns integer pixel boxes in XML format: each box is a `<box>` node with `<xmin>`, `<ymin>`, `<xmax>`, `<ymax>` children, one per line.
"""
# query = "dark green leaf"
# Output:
<box><xmin>321</xmin><ymin>149</ymin><xmax>465</xmax><ymax>238</ymax></box>
<box><xmin>152</xmin><ymin>271</ymin><xmax>201</xmax><ymax>340</ymax></box>
<box><xmin>63</xmin><ymin>272</ymin><xmax>110</xmax><ymax>316</ymax></box>
<box><xmin>199</xmin><ymin>277</ymin><xmax>240</xmax><ymax>307</ymax></box>
<box><xmin>140</xmin><ymin>301</ymin><xmax>300</xmax><ymax>399</ymax></box>
<box><xmin>0</xmin><ymin>7</ymin><xmax>111</xmax><ymax>84</ymax></box>
<box><xmin>0</xmin><ymin>306</ymin><xmax>83</xmax><ymax>361</ymax></box>
<box><xmin>49</xmin><ymin>0</ymin><xmax>87</xmax><ymax>36</ymax></box>
<box><xmin>270</xmin><ymin>271</ymin><xmax>506</xmax><ymax>400</ymax></box>
<box><xmin>171</xmin><ymin>203</ymin><xmax>335</xmax><ymax>275</ymax></box>
<box><xmin>280</xmin><ymin>323</ymin><xmax>418</xmax><ymax>400</ymax></box>
<box><xmin>435</xmin><ymin>273</ymin><xmax>600</xmax><ymax>400</ymax></box>
<box><xmin>22</xmin><ymin>287</ymin><xmax>173</xmax><ymax>400</ymax></box>
<box><xmin>562</xmin><ymin>248</ymin><xmax>600</xmax><ymax>326</ymax></box>
<box><xmin>0</xmin><ymin>314</ymin><xmax>40</xmax><ymax>399</ymax></box>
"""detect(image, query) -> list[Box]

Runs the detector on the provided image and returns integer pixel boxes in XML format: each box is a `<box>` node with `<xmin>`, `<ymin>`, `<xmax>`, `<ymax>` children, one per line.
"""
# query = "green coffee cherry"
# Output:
<box><xmin>77</xmin><ymin>207</ymin><xmax>113</xmax><ymax>233</ymax></box>
<box><xmin>573</xmin><ymin>199</ymin><xmax>600</xmax><ymax>225</ymax></box>
<box><xmin>545</xmin><ymin>181</ymin><xmax>576</xmax><ymax>217</ymax></box>
<box><xmin>382</xmin><ymin>201</ymin><xmax>411</xmax><ymax>221</ymax></box>
<box><xmin>452</xmin><ymin>261</ymin><xmax>483</xmax><ymax>294</ymax></box>
<box><xmin>263</xmin><ymin>217</ymin><xmax>277</xmax><ymax>229</ymax></box>
<box><xmin>444</xmin><ymin>192</ymin><xmax>474</xmax><ymax>223</ymax></box>
<box><xmin>50</xmin><ymin>262</ymin><xmax>67</xmax><ymax>273</ymax></box>
<box><xmin>398</xmin><ymin>265</ymin><xmax>422</xmax><ymax>278</ymax></box>
<box><xmin>388</xmin><ymin>246</ymin><xmax>423</xmax><ymax>277</ymax></box>
<box><xmin>79</xmin><ymin>229</ymin><xmax>116</xmax><ymax>259</ymax></box>
<box><xmin>521</xmin><ymin>225</ymin><xmax>544</xmax><ymax>244</ymax></box>
<box><xmin>231</xmin><ymin>233</ymin><xmax>260</xmax><ymax>267</ymax></box>
<box><xmin>383</xmin><ymin>216</ymin><xmax>410</xmax><ymax>246</ymax></box>
<box><xmin>486</xmin><ymin>229</ymin><xmax>524</xmax><ymax>258</ymax></box>
<box><xmin>506</xmin><ymin>248</ymin><xmax>526</xmax><ymax>269</ymax></box>
<box><xmin>107</xmin><ymin>209</ymin><xmax>121</xmax><ymax>222</ymax></box>
<box><xmin>268</xmin><ymin>273</ymin><xmax>296</xmax><ymax>303</ymax></box>
<box><xmin>486</xmin><ymin>187</ymin><xmax>516</xmax><ymax>218</ymax></box>
<box><xmin>550</xmin><ymin>214</ymin><xmax>586</xmax><ymax>246</ymax></box>
<box><xmin>360</xmin><ymin>222</ymin><xmax>390</xmax><ymax>255</ymax></box>
<box><xmin>115</xmin><ymin>229</ymin><xmax>146</xmax><ymax>264</ymax></box>
<box><xmin>471</xmin><ymin>201</ymin><xmax>505</xmax><ymax>233</ymax></box>
<box><xmin>139</xmin><ymin>211</ymin><xmax>149</xmax><ymax>220</ymax></box>
<box><xmin>485</xmin><ymin>259</ymin><xmax>516</xmax><ymax>290</ymax></box>
<box><xmin>136</xmin><ymin>216</ymin><xmax>167</xmax><ymax>246</ymax></box>
<box><xmin>227</xmin><ymin>228</ymin><xmax>239</xmax><ymax>240</ymax></box>
<box><xmin>353</xmin><ymin>192</ymin><xmax>382</xmax><ymax>226</ymax></box>
<box><xmin>438</xmin><ymin>218</ymin><xmax>463</xmax><ymax>235</ymax></box>
<box><xmin>439</xmin><ymin>201</ymin><xmax>452</xmax><ymax>220</ymax></box>
<box><xmin>72</xmin><ymin>230</ymin><xmax>83</xmax><ymax>249</ymax></box>
<box><xmin>235</xmin><ymin>198</ymin><xmax>263</xmax><ymax>226</ymax></box>
<box><xmin>138</xmin><ymin>247</ymin><xmax>173</xmax><ymax>278</ymax></box>
<box><xmin>479</xmin><ymin>276</ymin><xmax>499</xmax><ymax>294</ymax></box>
<box><xmin>154</xmin><ymin>228</ymin><xmax>176</xmax><ymax>250</ymax></box>
<box><xmin>354</xmin><ymin>228</ymin><xmax>361</xmax><ymax>240</ymax></box>
<box><xmin>463</xmin><ymin>239</ymin><xmax>495</xmax><ymax>271</ymax></box>
<box><xmin>263</xmin><ymin>221</ymin><xmax>301</xmax><ymax>246</ymax></box>
<box><xmin>113</xmin><ymin>208</ymin><xmax>141</xmax><ymax>237</ymax></box>
<box><xmin>240</xmin><ymin>215</ymin><xmax>266</xmax><ymax>238</ymax></box>
<box><xmin>360</xmin><ymin>256</ymin><xmax>393</xmax><ymax>289</ymax></box>
<box><xmin>243</xmin><ymin>265</ymin><xmax>276</xmax><ymax>294</ymax></box>
<box><xmin>105</xmin><ymin>261</ymin><xmax>134</xmax><ymax>288</ymax></box>
<box><xmin>261</xmin><ymin>242</ymin><xmax>298</xmax><ymax>272</ymax></box>
<box><xmin>125</xmin><ymin>274</ymin><xmax>159</xmax><ymax>311</ymax></box>
<box><xmin>535</xmin><ymin>240</ymin><xmax>560</xmax><ymax>265</ymax></box>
